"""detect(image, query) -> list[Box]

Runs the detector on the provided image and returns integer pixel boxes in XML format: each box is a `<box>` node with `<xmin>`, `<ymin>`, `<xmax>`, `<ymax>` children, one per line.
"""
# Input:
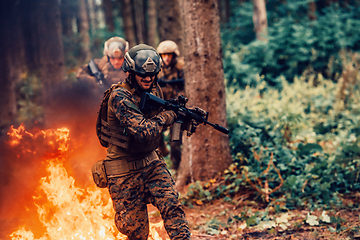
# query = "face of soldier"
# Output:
<box><xmin>134</xmin><ymin>74</ymin><xmax>156</xmax><ymax>90</ymax></box>
<box><xmin>109</xmin><ymin>57</ymin><xmax>124</xmax><ymax>70</ymax></box>
<box><xmin>160</xmin><ymin>53</ymin><xmax>173</xmax><ymax>67</ymax></box>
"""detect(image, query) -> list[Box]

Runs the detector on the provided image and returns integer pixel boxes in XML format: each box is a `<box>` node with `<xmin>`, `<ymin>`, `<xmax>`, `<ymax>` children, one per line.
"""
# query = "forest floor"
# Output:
<box><xmin>148</xmin><ymin>194</ymin><xmax>360</xmax><ymax>240</ymax></box>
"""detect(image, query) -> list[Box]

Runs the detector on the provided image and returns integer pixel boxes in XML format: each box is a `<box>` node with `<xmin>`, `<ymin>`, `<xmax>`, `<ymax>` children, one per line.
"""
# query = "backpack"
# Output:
<box><xmin>96</xmin><ymin>83</ymin><xmax>122</xmax><ymax>148</ymax></box>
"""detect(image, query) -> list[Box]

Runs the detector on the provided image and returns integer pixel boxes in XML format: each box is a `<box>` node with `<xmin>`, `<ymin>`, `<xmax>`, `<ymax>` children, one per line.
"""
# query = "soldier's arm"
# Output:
<box><xmin>76</xmin><ymin>64</ymin><xmax>98</xmax><ymax>83</ymax></box>
<box><xmin>110</xmin><ymin>89</ymin><xmax>175</xmax><ymax>142</ymax></box>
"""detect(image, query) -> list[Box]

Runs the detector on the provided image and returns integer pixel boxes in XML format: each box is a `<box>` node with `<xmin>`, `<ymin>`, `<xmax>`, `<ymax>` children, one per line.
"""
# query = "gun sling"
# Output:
<box><xmin>104</xmin><ymin>151</ymin><xmax>158</xmax><ymax>177</ymax></box>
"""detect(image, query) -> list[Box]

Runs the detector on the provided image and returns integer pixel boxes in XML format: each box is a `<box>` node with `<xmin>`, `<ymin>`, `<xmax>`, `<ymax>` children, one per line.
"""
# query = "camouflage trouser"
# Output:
<box><xmin>107</xmin><ymin>159</ymin><xmax>191</xmax><ymax>240</ymax></box>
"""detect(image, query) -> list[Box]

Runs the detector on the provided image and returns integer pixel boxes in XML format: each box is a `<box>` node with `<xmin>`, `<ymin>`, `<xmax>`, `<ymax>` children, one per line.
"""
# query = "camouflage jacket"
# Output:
<box><xmin>105</xmin><ymin>82</ymin><xmax>171</xmax><ymax>160</ymax></box>
<box><xmin>76</xmin><ymin>56</ymin><xmax>127</xmax><ymax>90</ymax></box>
<box><xmin>157</xmin><ymin>57</ymin><xmax>185</xmax><ymax>100</ymax></box>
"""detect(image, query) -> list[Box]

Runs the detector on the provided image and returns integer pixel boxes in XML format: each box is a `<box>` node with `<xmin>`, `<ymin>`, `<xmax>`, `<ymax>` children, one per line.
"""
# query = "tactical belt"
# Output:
<box><xmin>104</xmin><ymin>151</ymin><xmax>159</xmax><ymax>178</ymax></box>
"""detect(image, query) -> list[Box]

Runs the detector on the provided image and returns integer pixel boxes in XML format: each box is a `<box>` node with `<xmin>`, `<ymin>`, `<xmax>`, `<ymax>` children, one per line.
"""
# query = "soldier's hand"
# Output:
<box><xmin>94</xmin><ymin>72</ymin><xmax>105</xmax><ymax>82</ymax></box>
<box><xmin>157</xmin><ymin>110</ymin><xmax>177</xmax><ymax>126</ymax></box>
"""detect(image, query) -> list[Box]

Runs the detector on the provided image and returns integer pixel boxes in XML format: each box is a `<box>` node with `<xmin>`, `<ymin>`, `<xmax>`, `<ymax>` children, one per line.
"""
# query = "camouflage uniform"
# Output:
<box><xmin>104</xmin><ymin>44</ymin><xmax>191</xmax><ymax>240</ymax></box>
<box><xmin>157</xmin><ymin>41</ymin><xmax>185</xmax><ymax>170</ymax></box>
<box><xmin>157</xmin><ymin>57</ymin><xmax>185</xmax><ymax>100</ymax></box>
<box><xmin>77</xmin><ymin>36</ymin><xmax>128</xmax><ymax>91</ymax></box>
<box><xmin>76</xmin><ymin>55</ymin><xmax>127</xmax><ymax>91</ymax></box>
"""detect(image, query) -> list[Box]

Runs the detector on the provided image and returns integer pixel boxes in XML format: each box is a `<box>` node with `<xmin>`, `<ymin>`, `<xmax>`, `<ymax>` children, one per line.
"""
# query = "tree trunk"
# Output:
<box><xmin>133</xmin><ymin>0</ymin><xmax>145</xmax><ymax>44</ymax></box>
<box><xmin>157</xmin><ymin>0</ymin><xmax>183</xmax><ymax>54</ymax></box>
<box><xmin>253</xmin><ymin>0</ymin><xmax>268</xmax><ymax>41</ymax></box>
<box><xmin>176</xmin><ymin>0</ymin><xmax>232</xmax><ymax>190</ymax></box>
<box><xmin>147</xmin><ymin>0</ymin><xmax>157</xmax><ymax>47</ymax></box>
<box><xmin>308</xmin><ymin>1</ymin><xmax>317</xmax><ymax>20</ymax></box>
<box><xmin>35</xmin><ymin>0</ymin><xmax>65</xmax><ymax>89</ymax></box>
<box><xmin>78</xmin><ymin>0</ymin><xmax>92</xmax><ymax>62</ymax></box>
<box><xmin>0</xmin><ymin>1</ymin><xmax>22</xmax><ymax>136</ymax></box>
<box><xmin>21</xmin><ymin>0</ymin><xmax>40</xmax><ymax>73</ymax></box>
<box><xmin>61</xmin><ymin>0</ymin><xmax>76</xmax><ymax>36</ymax></box>
<box><xmin>217</xmin><ymin>0</ymin><xmax>231</xmax><ymax>23</ymax></box>
<box><xmin>102</xmin><ymin>0</ymin><xmax>115</xmax><ymax>32</ymax></box>
<box><xmin>122</xmin><ymin>0</ymin><xmax>137</xmax><ymax>47</ymax></box>
<box><xmin>87</xmin><ymin>0</ymin><xmax>97</xmax><ymax>32</ymax></box>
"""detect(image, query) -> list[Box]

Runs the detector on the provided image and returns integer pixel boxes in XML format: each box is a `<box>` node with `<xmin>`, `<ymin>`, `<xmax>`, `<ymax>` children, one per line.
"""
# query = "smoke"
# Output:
<box><xmin>0</xmin><ymin>80</ymin><xmax>107</xmax><ymax>239</ymax></box>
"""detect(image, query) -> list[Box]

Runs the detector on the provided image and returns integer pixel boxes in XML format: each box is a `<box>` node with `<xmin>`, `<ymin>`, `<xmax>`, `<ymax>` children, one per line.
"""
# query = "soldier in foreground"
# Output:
<box><xmin>156</xmin><ymin>40</ymin><xmax>185</xmax><ymax>170</ymax></box>
<box><xmin>76</xmin><ymin>36</ymin><xmax>128</xmax><ymax>90</ymax></box>
<box><xmin>93</xmin><ymin>44</ymin><xmax>191</xmax><ymax>240</ymax></box>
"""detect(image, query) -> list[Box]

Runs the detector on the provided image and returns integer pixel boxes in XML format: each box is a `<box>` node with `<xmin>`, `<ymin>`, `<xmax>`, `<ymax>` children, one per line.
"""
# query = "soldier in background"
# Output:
<box><xmin>156</xmin><ymin>40</ymin><xmax>185</xmax><ymax>170</ymax></box>
<box><xmin>76</xmin><ymin>36</ymin><xmax>129</xmax><ymax>91</ymax></box>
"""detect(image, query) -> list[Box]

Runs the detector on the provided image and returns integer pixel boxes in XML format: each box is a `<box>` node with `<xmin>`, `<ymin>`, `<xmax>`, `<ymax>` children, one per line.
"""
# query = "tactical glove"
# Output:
<box><xmin>156</xmin><ymin>110</ymin><xmax>177</xmax><ymax>126</ymax></box>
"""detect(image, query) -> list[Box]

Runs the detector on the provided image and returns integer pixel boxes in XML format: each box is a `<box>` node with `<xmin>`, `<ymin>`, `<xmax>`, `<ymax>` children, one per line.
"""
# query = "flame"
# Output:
<box><xmin>7</xmin><ymin>125</ymin><xmax>168</xmax><ymax>240</ymax></box>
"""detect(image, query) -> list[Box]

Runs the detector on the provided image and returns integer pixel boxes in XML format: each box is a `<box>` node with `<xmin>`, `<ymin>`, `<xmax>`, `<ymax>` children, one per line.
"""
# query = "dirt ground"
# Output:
<box><xmin>148</xmin><ymin>196</ymin><xmax>360</xmax><ymax>240</ymax></box>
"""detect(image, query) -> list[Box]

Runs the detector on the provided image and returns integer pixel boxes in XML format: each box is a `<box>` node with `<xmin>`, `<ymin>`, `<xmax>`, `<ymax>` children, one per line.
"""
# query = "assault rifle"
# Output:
<box><xmin>157</xmin><ymin>78</ymin><xmax>184</xmax><ymax>87</ymax></box>
<box><xmin>139</xmin><ymin>92</ymin><xmax>229</xmax><ymax>141</ymax></box>
<box><xmin>88</xmin><ymin>59</ymin><xmax>105</xmax><ymax>85</ymax></box>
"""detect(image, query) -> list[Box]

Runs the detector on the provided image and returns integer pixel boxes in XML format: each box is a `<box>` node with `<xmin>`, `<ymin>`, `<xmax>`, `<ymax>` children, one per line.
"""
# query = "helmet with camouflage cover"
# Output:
<box><xmin>103</xmin><ymin>37</ymin><xmax>129</xmax><ymax>58</ymax></box>
<box><xmin>157</xmin><ymin>40</ymin><xmax>180</xmax><ymax>56</ymax></box>
<box><xmin>122</xmin><ymin>44</ymin><xmax>162</xmax><ymax>76</ymax></box>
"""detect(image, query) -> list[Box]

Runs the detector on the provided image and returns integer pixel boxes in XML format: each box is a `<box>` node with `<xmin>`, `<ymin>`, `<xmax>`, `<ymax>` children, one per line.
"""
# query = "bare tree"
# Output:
<box><xmin>147</xmin><ymin>0</ymin><xmax>158</xmax><ymax>47</ymax></box>
<box><xmin>217</xmin><ymin>0</ymin><xmax>231</xmax><ymax>23</ymax></box>
<box><xmin>308</xmin><ymin>1</ymin><xmax>317</xmax><ymax>20</ymax></box>
<box><xmin>87</xmin><ymin>0</ymin><xmax>97</xmax><ymax>32</ymax></box>
<box><xmin>157</xmin><ymin>0</ymin><xmax>183</xmax><ymax>54</ymax></box>
<box><xmin>133</xmin><ymin>0</ymin><xmax>146</xmax><ymax>44</ymax></box>
<box><xmin>122</xmin><ymin>0</ymin><xmax>137</xmax><ymax>47</ymax></box>
<box><xmin>0</xmin><ymin>0</ymin><xmax>22</xmax><ymax>136</ymax></box>
<box><xmin>78</xmin><ymin>0</ymin><xmax>92</xmax><ymax>62</ymax></box>
<box><xmin>177</xmin><ymin>0</ymin><xmax>232</xmax><ymax>189</ymax></box>
<box><xmin>102</xmin><ymin>0</ymin><xmax>115</xmax><ymax>32</ymax></box>
<box><xmin>61</xmin><ymin>0</ymin><xmax>77</xmax><ymax>36</ymax></box>
<box><xmin>35</xmin><ymin>0</ymin><xmax>65</xmax><ymax>88</ymax></box>
<box><xmin>253</xmin><ymin>0</ymin><xmax>268</xmax><ymax>41</ymax></box>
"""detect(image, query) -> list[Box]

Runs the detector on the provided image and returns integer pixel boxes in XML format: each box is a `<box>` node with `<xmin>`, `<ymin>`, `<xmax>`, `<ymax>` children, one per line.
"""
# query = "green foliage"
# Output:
<box><xmin>16</xmin><ymin>74</ymin><xmax>44</xmax><ymax>126</ymax></box>
<box><xmin>222</xmin><ymin>2</ymin><xmax>360</xmax><ymax>88</ymax></box>
<box><xmin>224</xmin><ymin>76</ymin><xmax>360</xmax><ymax>208</ymax></box>
<box><xmin>182</xmin><ymin>73</ymin><xmax>360</xmax><ymax>209</ymax></box>
<box><xmin>199</xmin><ymin>218</ymin><xmax>227</xmax><ymax>235</ymax></box>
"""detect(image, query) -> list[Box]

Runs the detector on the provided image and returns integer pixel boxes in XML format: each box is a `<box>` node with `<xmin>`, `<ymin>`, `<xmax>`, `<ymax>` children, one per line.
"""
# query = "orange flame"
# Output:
<box><xmin>7</xmin><ymin>125</ymin><xmax>168</xmax><ymax>240</ymax></box>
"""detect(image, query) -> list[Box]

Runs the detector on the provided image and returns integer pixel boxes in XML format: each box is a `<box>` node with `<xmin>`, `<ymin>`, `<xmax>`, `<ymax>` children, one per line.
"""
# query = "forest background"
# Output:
<box><xmin>1</xmin><ymin>0</ymin><xmax>360</xmax><ymax>239</ymax></box>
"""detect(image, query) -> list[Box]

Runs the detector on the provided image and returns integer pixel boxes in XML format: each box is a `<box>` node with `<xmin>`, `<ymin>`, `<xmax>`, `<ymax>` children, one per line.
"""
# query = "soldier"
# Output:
<box><xmin>99</xmin><ymin>44</ymin><xmax>191</xmax><ymax>240</ymax></box>
<box><xmin>156</xmin><ymin>40</ymin><xmax>185</xmax><ymax>170</ymax></box>
<box><xmin>76</xmin><ymin>36</ymin><xmax>129</xmax><ymax>91</ymax></box>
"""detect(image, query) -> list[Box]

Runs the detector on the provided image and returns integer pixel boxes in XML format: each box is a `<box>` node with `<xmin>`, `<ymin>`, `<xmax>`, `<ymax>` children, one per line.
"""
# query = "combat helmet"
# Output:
<box><xmin>157</xmin><ymin>40</ymin><xmax>180</xmax><ymax>56</ymax></box>
<box><xmin>122</xmin><ymin>44</ymin><xmax>162</xmax><ymax>76</ymax></box>
<box><xmin>103</xmin><ymin>37</ymin><xmax>129</xmax><ymax>58</ymax></box>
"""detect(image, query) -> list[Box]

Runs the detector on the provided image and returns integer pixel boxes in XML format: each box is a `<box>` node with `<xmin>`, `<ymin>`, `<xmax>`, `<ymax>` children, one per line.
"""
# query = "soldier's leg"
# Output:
<box><xmin>108</xmin><ymin>174</ymin><xmax>150</xmax><ymax>240</ymax></box>
<box><xmin>145</xmin><ymin>160</ymin><xmax>191</xmax><ymax>239</ymax></box>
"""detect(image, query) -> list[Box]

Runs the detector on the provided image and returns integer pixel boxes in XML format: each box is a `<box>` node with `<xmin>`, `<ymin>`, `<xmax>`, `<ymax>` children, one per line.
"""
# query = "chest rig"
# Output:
<box><xmin>96</xmin><ymin>81</ymin><xmax>163</xmax><ymax>153</ymax></box>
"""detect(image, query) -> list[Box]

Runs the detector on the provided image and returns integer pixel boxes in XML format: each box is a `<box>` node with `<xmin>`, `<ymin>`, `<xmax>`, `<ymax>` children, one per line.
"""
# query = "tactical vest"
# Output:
<box><xmin>96</xmin><ymin>81</ymin><xmax>163</xmax><ymax>153</ymax></box>
<box><xmin>158</xmin><ymin>57</ymin><xmax>185</xmax><ymax>100</ymax></box>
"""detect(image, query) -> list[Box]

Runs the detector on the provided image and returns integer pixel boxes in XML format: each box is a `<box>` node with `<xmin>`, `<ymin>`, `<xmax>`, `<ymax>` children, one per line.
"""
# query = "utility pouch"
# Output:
<box><xmin>91</xmin><ymin>160</ymin><xmax>108</xmax><ymax>188</ymax></box>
